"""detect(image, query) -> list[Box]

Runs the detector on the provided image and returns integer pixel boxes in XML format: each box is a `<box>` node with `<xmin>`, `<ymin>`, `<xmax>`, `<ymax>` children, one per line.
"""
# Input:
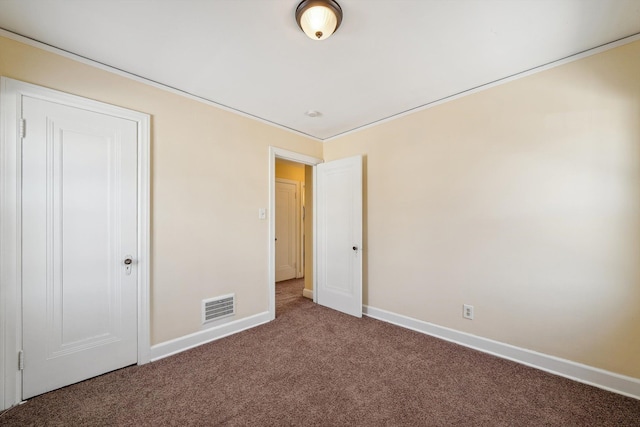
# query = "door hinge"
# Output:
<box><xmin>18</xmin><ymin>350</ymin><xmax>24</xmax><ymax>370</ymax></box>
<box><xmin>20</xmin><ymin>118</ymin><xmax>26</xmax><ymax>139</ymax></box>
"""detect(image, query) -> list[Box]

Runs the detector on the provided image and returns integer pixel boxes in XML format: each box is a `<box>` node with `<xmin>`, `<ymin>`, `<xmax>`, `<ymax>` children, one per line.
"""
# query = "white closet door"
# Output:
<box><xmin>22</xmin><ymin>96</ymin><xmax>138</xmax><ymax>398</ymax></box>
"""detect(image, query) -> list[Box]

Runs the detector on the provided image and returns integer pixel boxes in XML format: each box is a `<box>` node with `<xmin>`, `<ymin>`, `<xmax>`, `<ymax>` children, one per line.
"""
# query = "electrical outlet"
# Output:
<box><xmin>463</xmin><ymin>304</ymin><xmax>474</xmax><ymax>320</ymax></box>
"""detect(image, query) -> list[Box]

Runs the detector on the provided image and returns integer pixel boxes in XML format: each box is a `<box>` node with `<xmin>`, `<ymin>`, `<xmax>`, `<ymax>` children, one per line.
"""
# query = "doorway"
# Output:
<box><xmin>268</xmin><ymin>148</ymin><xmax>322</xmax><ymax>319</ymax></box>
<box><xmin>274</xmin><ymin>159</ymin><xmax>313</xmax><ymax>315</ymax></box>
<box><xmin>268</xmin><ymin>148</ymin><xmax>363</xmax><ymax>320</ymax></box>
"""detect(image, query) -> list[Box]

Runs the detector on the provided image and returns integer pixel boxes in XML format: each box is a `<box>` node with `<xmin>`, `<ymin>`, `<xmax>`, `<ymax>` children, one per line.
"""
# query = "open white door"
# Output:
<box><xmin>316</xmin><ymin>155</ymin><xmax>363</xmax><ymax>317</ymax></box>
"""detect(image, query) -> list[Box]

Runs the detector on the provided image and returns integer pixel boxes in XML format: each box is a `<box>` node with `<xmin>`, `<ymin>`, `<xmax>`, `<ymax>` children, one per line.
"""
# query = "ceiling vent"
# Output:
<box><xmin>202</xmin><ymin>294</ymin><xmax>235</xmax><ymax>324</ymax></box>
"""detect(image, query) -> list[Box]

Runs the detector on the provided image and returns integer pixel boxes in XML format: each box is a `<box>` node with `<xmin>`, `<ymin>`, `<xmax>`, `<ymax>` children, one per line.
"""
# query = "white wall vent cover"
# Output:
<box><xmin>202</xmin><ymin>294</ymin><xmax>235</xmax><ymax>324</ymax></box>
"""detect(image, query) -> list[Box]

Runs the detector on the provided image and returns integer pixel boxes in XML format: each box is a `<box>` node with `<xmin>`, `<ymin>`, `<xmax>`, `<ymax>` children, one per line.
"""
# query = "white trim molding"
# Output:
<box><xmin>0</xmin><ymin>77</ymin><xmax>151</xmax><ymax>410</ymax></box>
<box><xmin>302</xmin><ymin>288</ymin><xmax>313</xmax><ymax>299</ymax></box>
<box><xmin>363</xmin><ymin>305</ymin><xmax>640</xmax><ymax>400</ymax></box>
<box><xmin>149</xmin><ymin>312</ymin><xmax>271</xmax><ymax>361</ymax></box>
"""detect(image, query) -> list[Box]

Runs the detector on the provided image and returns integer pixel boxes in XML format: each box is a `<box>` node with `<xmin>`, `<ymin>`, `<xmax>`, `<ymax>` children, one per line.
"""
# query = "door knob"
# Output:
<box><xmin>352</xmin><ymin>246</ymin><xmax>358</xmax><ymax>251</ymax></box>
<box><xmin>123</xmin><ymin>256</ymin><xmax>134</xmax><ymax>276</ymax></box>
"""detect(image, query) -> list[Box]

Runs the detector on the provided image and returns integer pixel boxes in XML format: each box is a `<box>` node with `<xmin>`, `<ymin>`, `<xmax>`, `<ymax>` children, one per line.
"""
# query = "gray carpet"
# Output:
<box><xmin>1</xmin><ymin>278</ymin><xmax>639</xmax><ymax>426</ymax></box>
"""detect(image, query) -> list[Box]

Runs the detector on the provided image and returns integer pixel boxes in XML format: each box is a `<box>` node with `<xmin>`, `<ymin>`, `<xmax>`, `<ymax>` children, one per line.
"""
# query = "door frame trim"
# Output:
<box><xmin>268</xmin><ymin>147</ymin><xmax>322</xmax><ymax>320</ymax></box>
<box><xmin>0</xmin><ymin>77</ymin><xmax>151</xmax><ymax>410</ymax></box>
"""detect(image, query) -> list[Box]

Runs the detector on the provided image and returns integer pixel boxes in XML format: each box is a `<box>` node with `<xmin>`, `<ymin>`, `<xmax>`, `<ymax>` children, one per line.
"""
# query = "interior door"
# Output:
<box><xmin>21</xmin><ymin>96</ymin><xmax>138</xmax><ymax>399</ymax></box>
<box><xmin>316</xmin><ymin>155</ymin><xmax>363</xmax><ymax>317</ymax></box>
<box><xmin>275</xmin><ymin>179</ymin><xmax>298</xmax><ymax>282</ymax></box>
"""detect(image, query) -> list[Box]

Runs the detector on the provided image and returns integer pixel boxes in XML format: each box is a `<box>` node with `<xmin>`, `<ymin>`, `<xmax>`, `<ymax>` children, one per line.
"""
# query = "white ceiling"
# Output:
<box><xmin>1</xmin><ymin>0</ymin><xmax>639</xmax><ymax>140</ymax></box>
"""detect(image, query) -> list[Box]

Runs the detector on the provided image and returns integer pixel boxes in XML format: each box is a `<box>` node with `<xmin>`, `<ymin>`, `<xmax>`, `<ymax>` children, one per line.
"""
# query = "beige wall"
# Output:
<box><xmin>325</xmin><ymin>41</ymin><xmax>640</xmax><ymax>379</ymax></box>
<box><xmin>0</xmin><ymin>36</ymin><xmax>322</xmax><ymax>345</ymax></box>
<box><xmin>275</xmin><ymin>158</ymin><xmax>305</xmax><ymax>182</ymax></box>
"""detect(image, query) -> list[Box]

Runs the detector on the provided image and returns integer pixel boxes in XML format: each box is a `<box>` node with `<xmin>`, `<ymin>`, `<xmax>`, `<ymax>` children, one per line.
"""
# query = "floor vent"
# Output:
<box><xmin>202</xmin><ymin>294</ymin><xmax>235</xmax><ymax>324</ymax></box>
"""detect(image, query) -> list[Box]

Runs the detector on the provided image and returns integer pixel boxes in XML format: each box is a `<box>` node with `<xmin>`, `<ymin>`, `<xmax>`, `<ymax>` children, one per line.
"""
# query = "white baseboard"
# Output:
<box><xmin>363</xmin><ymin>305</ymin><xmax>640</xmax><ymax>400</ymax></box>
<box><xmin>302</xmin><ymin>288</ymin><xmax>313</xmax><ymax>299</ymax></box>
<box><xmin>149</xmin><ymin>311</ymin><xmax>270</xmax><ymax>361</ymax></box>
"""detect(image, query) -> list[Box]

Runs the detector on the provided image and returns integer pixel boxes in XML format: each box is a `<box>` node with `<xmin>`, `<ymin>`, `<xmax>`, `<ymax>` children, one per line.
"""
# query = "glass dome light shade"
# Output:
<box><xmin>295</xmin><ymin>0</ymin><xmax>343</xmax><ymax>41</ymax></box>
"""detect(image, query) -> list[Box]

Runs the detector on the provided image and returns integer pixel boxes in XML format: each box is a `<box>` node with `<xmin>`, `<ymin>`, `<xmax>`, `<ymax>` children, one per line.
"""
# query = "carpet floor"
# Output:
<box><xmin>1</xmin><ymin>278</ymin><xmax>639</xmax><ymax>426</ymax></box>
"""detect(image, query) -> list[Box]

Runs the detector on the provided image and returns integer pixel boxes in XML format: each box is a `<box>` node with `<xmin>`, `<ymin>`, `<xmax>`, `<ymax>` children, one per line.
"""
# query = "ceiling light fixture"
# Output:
<box><xmin>295</xmin><ymin>0</ymin><xmax>343</xmax><ymax>41</ymax></box>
